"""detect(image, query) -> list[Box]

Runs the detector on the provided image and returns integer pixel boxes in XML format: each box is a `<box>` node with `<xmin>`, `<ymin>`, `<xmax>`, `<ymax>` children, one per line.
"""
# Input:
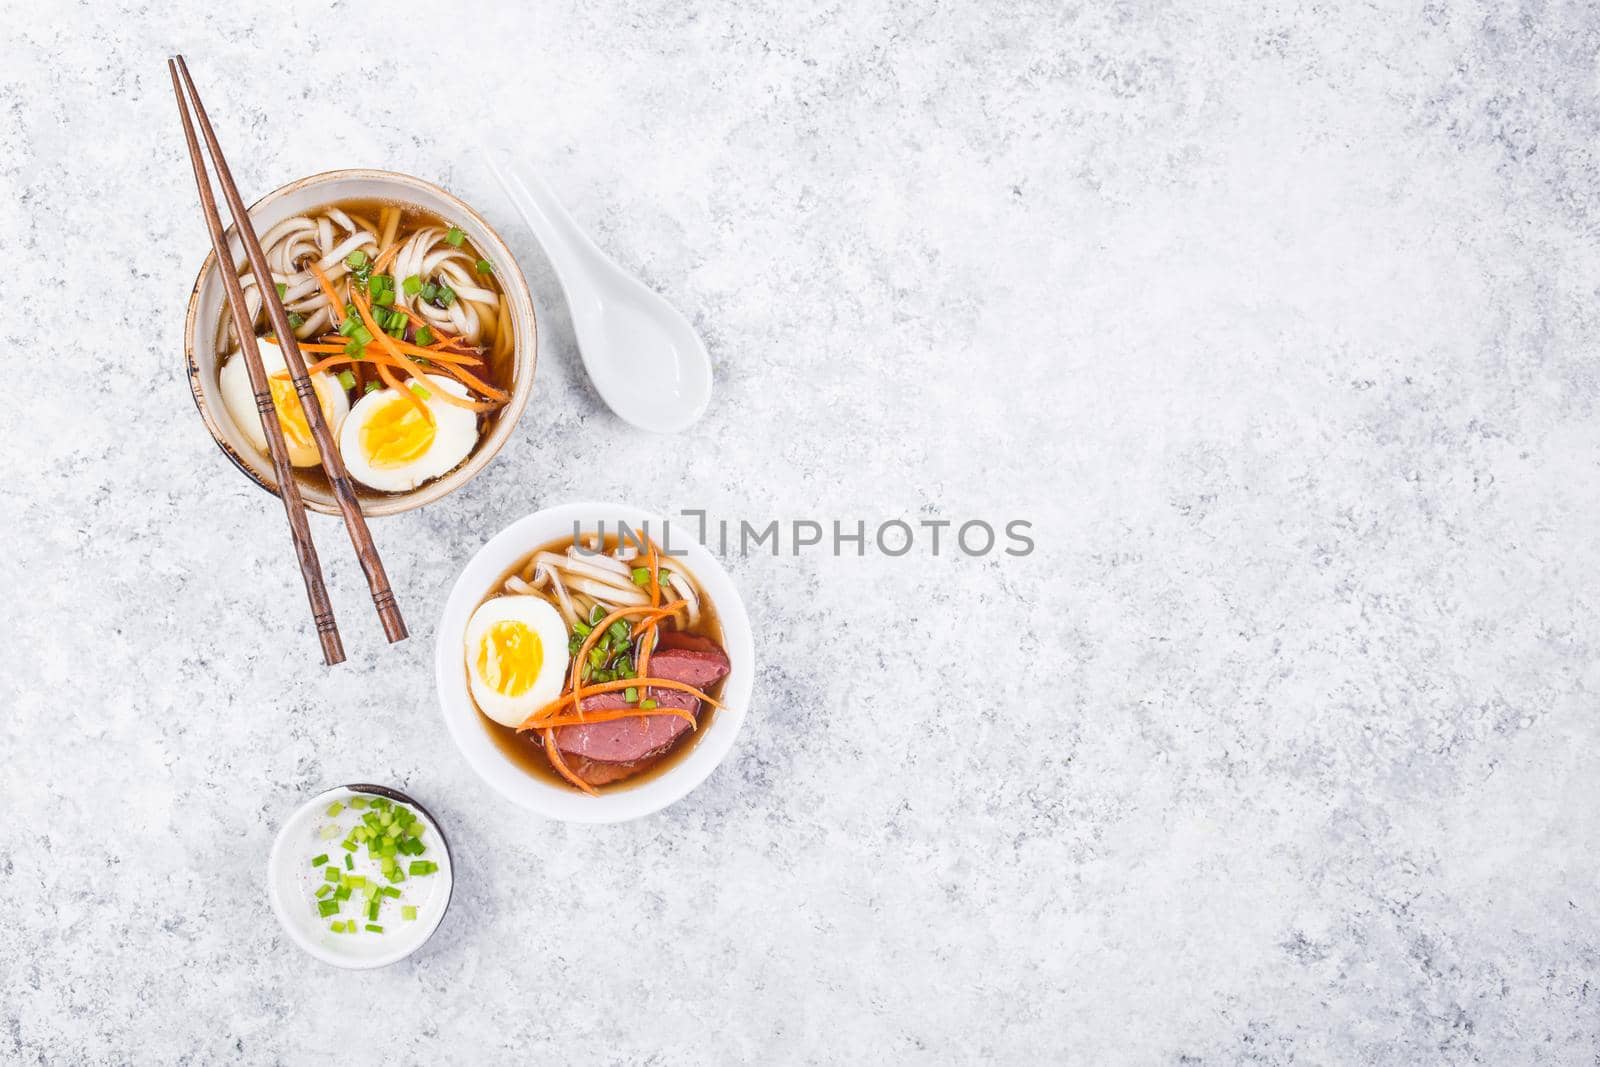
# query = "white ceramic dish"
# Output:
<box><xmin>266</xmin><ymin>784</ymin><xmax>454</xmax><ymax>969</ymax></box>
<box><xmin>435</xmin><ymin>501</ymin><xmax>753</xmax><ymax>823</ymax></box>
<box><xmin>183</xmin><ymin>168</ymin><xmax>538</xmax><ymax>516</ymax></box>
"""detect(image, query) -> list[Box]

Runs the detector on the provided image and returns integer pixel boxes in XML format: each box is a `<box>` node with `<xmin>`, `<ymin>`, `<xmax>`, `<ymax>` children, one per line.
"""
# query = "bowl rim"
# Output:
<box><xmin>183</xmin><ymin>167</ymin><xmax>537</xmax><ymax>517</ymax></box>
<box><xmin>265</xmin><ymin>783</ymin><xmax>455</xmax><ymax>970</ymax></box>
<box><xmin>434</xmin><ymin>501</ymin><xmax>755</xmax><ymax>823</ymax></box>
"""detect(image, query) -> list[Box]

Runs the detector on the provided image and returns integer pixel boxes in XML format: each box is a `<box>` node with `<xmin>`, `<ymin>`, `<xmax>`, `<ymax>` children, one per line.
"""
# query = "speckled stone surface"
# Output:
<box><xmin>4</xmin><ymin>1</ymin><xmax>1600</xmax><ymax>1062</ymax></box>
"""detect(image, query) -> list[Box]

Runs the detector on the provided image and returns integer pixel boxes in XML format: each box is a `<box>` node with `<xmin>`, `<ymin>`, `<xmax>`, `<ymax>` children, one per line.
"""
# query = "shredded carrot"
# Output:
<box><xmin>541</xmin><ymin>728</ymin><xmax>596</xmax><ymax>796</ymax></box>
<box><xmin>647</xmin><ymin>539</ymin><xmax>661</xmax><ymax>609</ymax></box>
<box><xmin>306</xmin><ymin>261</ymin><xmax>346</xmax><ymax>326</ymax></box>
<box><xmin>566</xmin><ymin>601</ymin><xmax>687</xmax><ymax>698</ymax></box>
<box><xmin>518</xmin><ymin>673</ymin><xmax>724</xmax><ymax>732</ymax></box>
<box><xmin>634</xmin><ymin>619</ymin><xmax>658</xmax><ymax>683</ymax></box>
<box><xmin>533</xmin><ymin>705</ymin><xmax>698</xmax><ymax>731</ymax></box>
<box><xmin>351</xmin><ymin>289</ymin><xmax>437</xmax><ymax>422</ymax></box>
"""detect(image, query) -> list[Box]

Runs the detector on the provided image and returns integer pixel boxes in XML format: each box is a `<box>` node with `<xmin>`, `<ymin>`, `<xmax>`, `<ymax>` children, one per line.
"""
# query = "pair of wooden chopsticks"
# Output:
<box><xmin>169</xmin><ymin>56</ymin><xmax>406</xmax><ymax>665</ymax></box>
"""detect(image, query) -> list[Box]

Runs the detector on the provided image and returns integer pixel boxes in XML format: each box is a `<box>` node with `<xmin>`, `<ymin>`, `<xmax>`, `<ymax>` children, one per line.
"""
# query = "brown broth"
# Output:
<box><xmin>472</xmin><ymin>535</ymin><xmax>727</xmax><ymax>793</ymax></box>
<box><xmin>218</xmin><ymin>197</ymin><xmax>517</xmax><ymax>499</ymax></box>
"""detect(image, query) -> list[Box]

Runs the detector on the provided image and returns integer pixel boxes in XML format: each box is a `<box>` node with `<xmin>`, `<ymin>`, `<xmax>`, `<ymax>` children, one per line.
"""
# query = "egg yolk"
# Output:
<box><xmin>269</xmin><ymin>374</ymin><xmax>317</xmax><ymax>450</ymax></box>
<box><xmin>360</xmin><ymin>396</ymin><xmax>436</xmax><ymax>468</ymax></box>
<box><xmin>477</xmin><ymin>621</ymin><xmax>543</xmax><ymax>697</ymax></box>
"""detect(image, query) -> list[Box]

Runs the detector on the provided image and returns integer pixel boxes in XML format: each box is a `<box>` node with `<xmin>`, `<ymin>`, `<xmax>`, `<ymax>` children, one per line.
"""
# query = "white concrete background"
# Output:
<box><xmin>3</xmin><ymin>1</ymin><xmax>1598</xmax><ymax>1062</ymax></box>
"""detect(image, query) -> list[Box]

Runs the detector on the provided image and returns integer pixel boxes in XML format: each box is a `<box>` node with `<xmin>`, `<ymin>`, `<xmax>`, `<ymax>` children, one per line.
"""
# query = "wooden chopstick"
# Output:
<box><xmin>169</xmin><ymin>60</ymin><xmax>346</xmax><ymax>666</ymax></box>
<box><xmin>170</xmin><ymin>55</ymin><xmax>409</xmax><ymax>650</ymax></box>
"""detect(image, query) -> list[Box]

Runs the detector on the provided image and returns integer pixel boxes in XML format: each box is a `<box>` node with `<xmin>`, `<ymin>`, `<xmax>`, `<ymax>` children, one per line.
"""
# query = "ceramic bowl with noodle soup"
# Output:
<box><xmin>184</xmin><ymin>170</ymin><xmax>537</xmax><ymax>516</ymax></box>
<box><xmin>435</xmin><ymin>503</ymin><xmax>754</xmax><ymax>823</ymax></box>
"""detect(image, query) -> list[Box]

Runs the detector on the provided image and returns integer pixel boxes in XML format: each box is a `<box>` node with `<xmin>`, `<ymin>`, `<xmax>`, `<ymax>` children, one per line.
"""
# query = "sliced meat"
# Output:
<box><xmin>554</xmin><ymin>688</ymin><xmax>699</xmax><ymax>762</ymax></box>
<box><xmin>645</xmin><ymin>645</ymin><xmax>731</xmax><ymax>690</ymax></box>
<box><xmin>563</xmin><ymin>752</ymin><xmax>663</xmax><ymax>787</ymax></box>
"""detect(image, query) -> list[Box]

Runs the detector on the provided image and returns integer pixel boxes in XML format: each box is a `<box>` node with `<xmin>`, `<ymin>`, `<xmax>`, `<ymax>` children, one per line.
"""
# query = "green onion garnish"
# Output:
<box><xmin>334</xmin><ymin>886</ymin><xmax>352</xmax><ymax>901</ymax></box>
<box><xmin>445</xmin><ymin>226</ymin><xmax>464</xmax><ymax>247</ymax></box>
<box><xmin>409</xmin><ymin>383</ymin><xmax>430</xmax><ymax>399</ymax></box>
<box><xmin>344</xmin><ymin>854</ymin><xmax>354</xmax><ymax>870</ymax></box>
<box><xmin>319</xmin><ymin>824</ymin><xmax>341</xmax><ymax>840</ymax></box>
<box><xmin>315</xmin><ymin>885</ymin><xmax>332</xmax><ymax>899</ymax></box>
<box><xmin>402</xmin><ymin>906</ymin><xmax>417</xmax><ymax>921</ymax></box>
<box><xmin>275</xmin><ymin>282</ymin><xmax>287</xmax><ymax>299</ymax></box>
<box><xmin>408</xmin><ymin>861</ymin><xmax>437</xmax><ymax>876</ymax></box>
<box><xmin>367</xmin><ymin>900</ymin><xmax>380</xmax><ymax>921</ymax></box>
<box><xmin>311</xmin><ymin>853</ymin><xmax>329</xmax><ymax>867</ymax></box>
<box><xmin>330</xmin><ymin>920</ymin><xmax>346</xmax><ymax>933</ymax></box>
<box><xmin>317</xmin><ymin>899</ymin><xmax>340</xmax><ymax>917</ymax></box>
<box><xmin>344</xmin><ymin>338</ymin><xmax>364</xmax><ymax>358</ymax></box>
<box><xmin>337</xmin><ymin>370</ymin><xmax>356</xmax><ymax>391</ymax></box>
<box><xmin>437</xmin><ymin>285</ymin><xmax>456</xmax><ymax>307</ymax></box>
<box><xmin>641</xmin><ymin>698</ymin><xmax>658</xmax><ymax>710</ymax></box>
<box><xmin>631</xmin><ymin>567</ymin><xmax>650</xmax><ymax>585</ymax></box>
<box><xmin>352</xmin><ymin>326</ymin><xmax>373</xmax><ymax>345</ymax></box>
<box><xmin>624</xmin><ymin>686</ymin><xmax>639</xmax><ymax>703</ymax></box>
<box><xmin>346</xmin><ymin>250</ymin><xmax>368</xmax><ymax>269</ymax></box>
<box><xmin>402</xmin><ymin>275</ymin><xmax>422</xmax><ymax>296</ymax></box>
<box><xmin>323</xmin><ymin>867</ymin><xmax>341</xmax><ymax>883</ymax></box>
<box><xmin>414</xmin><ymin>326</ymin><xmax>434</xmax><ymax>346</ymax></box>
<box><xmin>338</xmin><ymin>317</ymin><xmax>358</xmax><ymax>337</ymax></box>
<box><xmin>287</xmin><ymin>312</ymin><xmax>306</xmax><ymax>329</ymax></box>
<box><xmin>365</xmin><ymin>924</ymin><xmax>384</xmax><ymax>934</ymax></box>
<box><xmin>475</xmin><ymin>258</ymin><xmax>493</xmax><ymax>274</ymax></box>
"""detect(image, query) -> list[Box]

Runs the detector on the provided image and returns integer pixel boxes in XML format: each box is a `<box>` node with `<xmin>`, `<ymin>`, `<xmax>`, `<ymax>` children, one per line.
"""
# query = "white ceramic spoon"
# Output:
<box><xmin>483</xmin><ymin>148</ymin><xmax>712</xmax><ymax>433</ymax></box>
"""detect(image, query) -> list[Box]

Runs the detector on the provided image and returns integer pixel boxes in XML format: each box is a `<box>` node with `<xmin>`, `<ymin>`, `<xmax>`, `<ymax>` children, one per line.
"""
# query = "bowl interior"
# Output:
<box><xmin>434</xmin><ymin>502</ymin><xmax>755</xmax><ymax>823</ymax></box>
<box><xmin>185</xmin><ymin>169</ymin><xmax>536</xmax><ymax>517</ymax></box>
<box><xmin>266</xmin><ymin>785</ymin><xmax>454</xmax><ymax>969</ymax></box>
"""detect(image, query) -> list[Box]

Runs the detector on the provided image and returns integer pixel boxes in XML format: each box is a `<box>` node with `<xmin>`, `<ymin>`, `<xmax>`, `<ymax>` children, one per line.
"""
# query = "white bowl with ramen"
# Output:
<box><xmin>183</xmin><ymin>169</ymin><xmax>538</xmax><ymax>516</ymax></box>
<box><xmin>435</xmin><ymin>502</ymin><xmax>754</xmax><ymax>823</ymax></box>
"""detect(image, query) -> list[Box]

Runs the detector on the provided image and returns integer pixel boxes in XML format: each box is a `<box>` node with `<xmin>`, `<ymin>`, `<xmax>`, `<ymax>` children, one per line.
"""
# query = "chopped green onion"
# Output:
<box><xmin>337</xmin><ymin>370</ymin><xmax>356</xmax><ymax>391</ymax></box>
<box><xmin>367</xmin><ymin>900</ymin><xmax>380</xmax><ymax>921</ymax></box>
<box><xmin>437</xmin><ymin>285</ymin><xmax>456</xmax><ymax>307</ymax></box>
<box><xmin>445</xmin><ymin>226</ymin><xmax>465</xmax><ymax>247</ymax></box>
<box><xmin>608</xmin><ymin>621</ymin><xmax>630</xmax><ymax>642</ymax></box>
<box><xmin>275</xmin><ymin>282</ymin><xmax>288</xmax><ymax>299</ymax></box>
<box><xmin>323</xmin><ymin>867</ymin><xmax>341</xmax><ymax>883</ymax></box>
<box><xmin>344</xmin><ymin>338</ymin><xmax>364</xmax><ymax>358</ymax></box>
<box><xmin>317</xmin><ymin>899</ymin><xmax>340</xmax><ymax>917</ymax></box>
<box><xmin>641</xmin><ymin>698</ymin><xmax>658</xmax><ymax>710</ymax></box>
<box><xmin>402</xmin><ymin>275</ymin><xmax>423</xmax><ymax>296</ymax></box>
<box><xmin>340</xmin><ymin>839</ymin><xmax>358</xmax><ymax>852</ymax></box>
<box><xmin>402</xmin><ymin>906</ymin><xmax>418</xmax><ymax>921</ymax></box>
<box><xmin>659</xmin><ymin>569</ymin><xmax>672</xmax><ymax>583</ymax></box>
<box><xmin>380</xmin><ymin>885</ymin><xmax>402</xmax><ymax>899</ymax></box>
<box><xmin>408</xmin><ymin>861</ymin><xmax>437</xmax><ymax>876</ymax></box>
<box><xmin>590</xmin><ymin>604</ymin><xmax>607</xmax><ymax>625</ymax></box>
<box><xmin>330</xmin><ymin>920</ymin><xmax>346</xmax><ymax>933</ymax></box>
<box><xmin>414</xmin><ymin>326</ymin><xmax>434</xmax><ymax>346</ymax></box>
<box><xmin>351</xmin><ymin>325</ymin><xmax>373</xmax><ymax>345</ymax></box>
<box><xmin>475</xmin><ymin>258</ymin><xmax>493</xmax><ymax>274</ymax></box>
<box><xmin>409</xmin><ymin>383</ymin><xmax>430</xmax><ymax>399</ymax></box>
<box><xmin>311</xmin><ymin>854</ymin><xmax>328</xmax><ymax>868</ymax></box>
<box><xmin>346</xmin><ymin>249</ymin><xmax>368</xmax><ymax>269</ymax></box>
<box><xmin>573</xmin><ymin>621</ymin><xmax>593</xmax><ymax>636</ymax></box>
<box><xmin>320</xmin><ymin>824</ymin><xmax>341</xmax><ymax>840</ymax></box>
<box><xmin>315</xmin><ymin>884</ymin><xmax>332</xmax><ymax>899</ymax></box>
<box><xmin>344</xmin><ymin>854</ymin><xmax>354</xmax><ymax>870</ymax></box>
<box><xmin>286</xmin><ymin>312</ymin><xmax>306</xmax><ymax>329</ymax></box>
<box><xmin>632</xmin><ymin>567</ymin><xmax>650</xmax><ymax>586</ymax></box>
<box><xmin>345</xmin><ymin>875</ymin><xmax>366</xmax><ymax>888</ymax></box>
<box><xmin>624</xmin><ymin>686</ymin><xmax>639</xmax><ymax>703</ymax></box>
<box><xmin>420</xmin><ymin>282</ymin><xmax>439</xmax><ymax>301</ymax></box>
<box><xmin>365</xmin><ymin>924</ymin><xmax>384</xmax><ymax>934</ymax></box>
<box><xmin>334</xmin><ymin>885</ymin><xmax>352</xmax><ymax>901</ymax></box>
<box><xmin>338</xmin><ymin>316</ymin><xmax>359</xmax><ymax>337</ymax></box>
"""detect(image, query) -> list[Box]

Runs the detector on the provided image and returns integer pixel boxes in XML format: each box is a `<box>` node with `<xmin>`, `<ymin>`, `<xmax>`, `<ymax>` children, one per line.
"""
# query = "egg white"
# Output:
<box><xmin>219</xmin><ymin>338</ymin><xmax>350</xmax><ymax>467</ymax></box>
<box><xmin>464</xmin><ymin>596</ymin><xmax>571</xmax><ymax>727</ymax></box>
<box><xmin>338</xmin><ymin>375</ymin><xmax>479</xmax><ymax>492</ymax></box>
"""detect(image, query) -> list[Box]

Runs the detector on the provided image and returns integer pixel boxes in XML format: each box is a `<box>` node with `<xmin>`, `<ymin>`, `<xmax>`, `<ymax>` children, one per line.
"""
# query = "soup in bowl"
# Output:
<box><xmin>184</xmin><ymin>169</ymin><xmax>538</xmax><ymax>516</ymax></box>
<box><xmin>435</xmin><ymin>502</ymin><xmax>754</xmax><ymax>822</ymax></box>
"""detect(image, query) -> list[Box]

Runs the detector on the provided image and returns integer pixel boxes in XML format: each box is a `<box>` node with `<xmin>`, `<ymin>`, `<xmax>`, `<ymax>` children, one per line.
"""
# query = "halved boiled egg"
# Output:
<box><xmin>219</xmin><ymin>338</ymin><xmax>350</xmax><ymax>467</ymax></box>
<box><xmin>464</xmin><ymin>596</ymin><xmax>571</xmax><ymax>727</ymax></box>
<box><xmin>339</xmin><ymin>375</ymin><xmax>480</xmax><ymax>492</ymax></box>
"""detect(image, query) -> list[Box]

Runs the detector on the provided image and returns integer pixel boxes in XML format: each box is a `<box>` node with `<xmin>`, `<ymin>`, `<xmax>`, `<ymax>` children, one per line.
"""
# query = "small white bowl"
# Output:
<box><xmin>266</xmin><ymin>784</ymin><xmax>454</xmax><ymax>969</ymax></box>
<box><xmin>435</xmin><ymin>501</ymin><xmax>754</xmax><ymax>823</ymax></box>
